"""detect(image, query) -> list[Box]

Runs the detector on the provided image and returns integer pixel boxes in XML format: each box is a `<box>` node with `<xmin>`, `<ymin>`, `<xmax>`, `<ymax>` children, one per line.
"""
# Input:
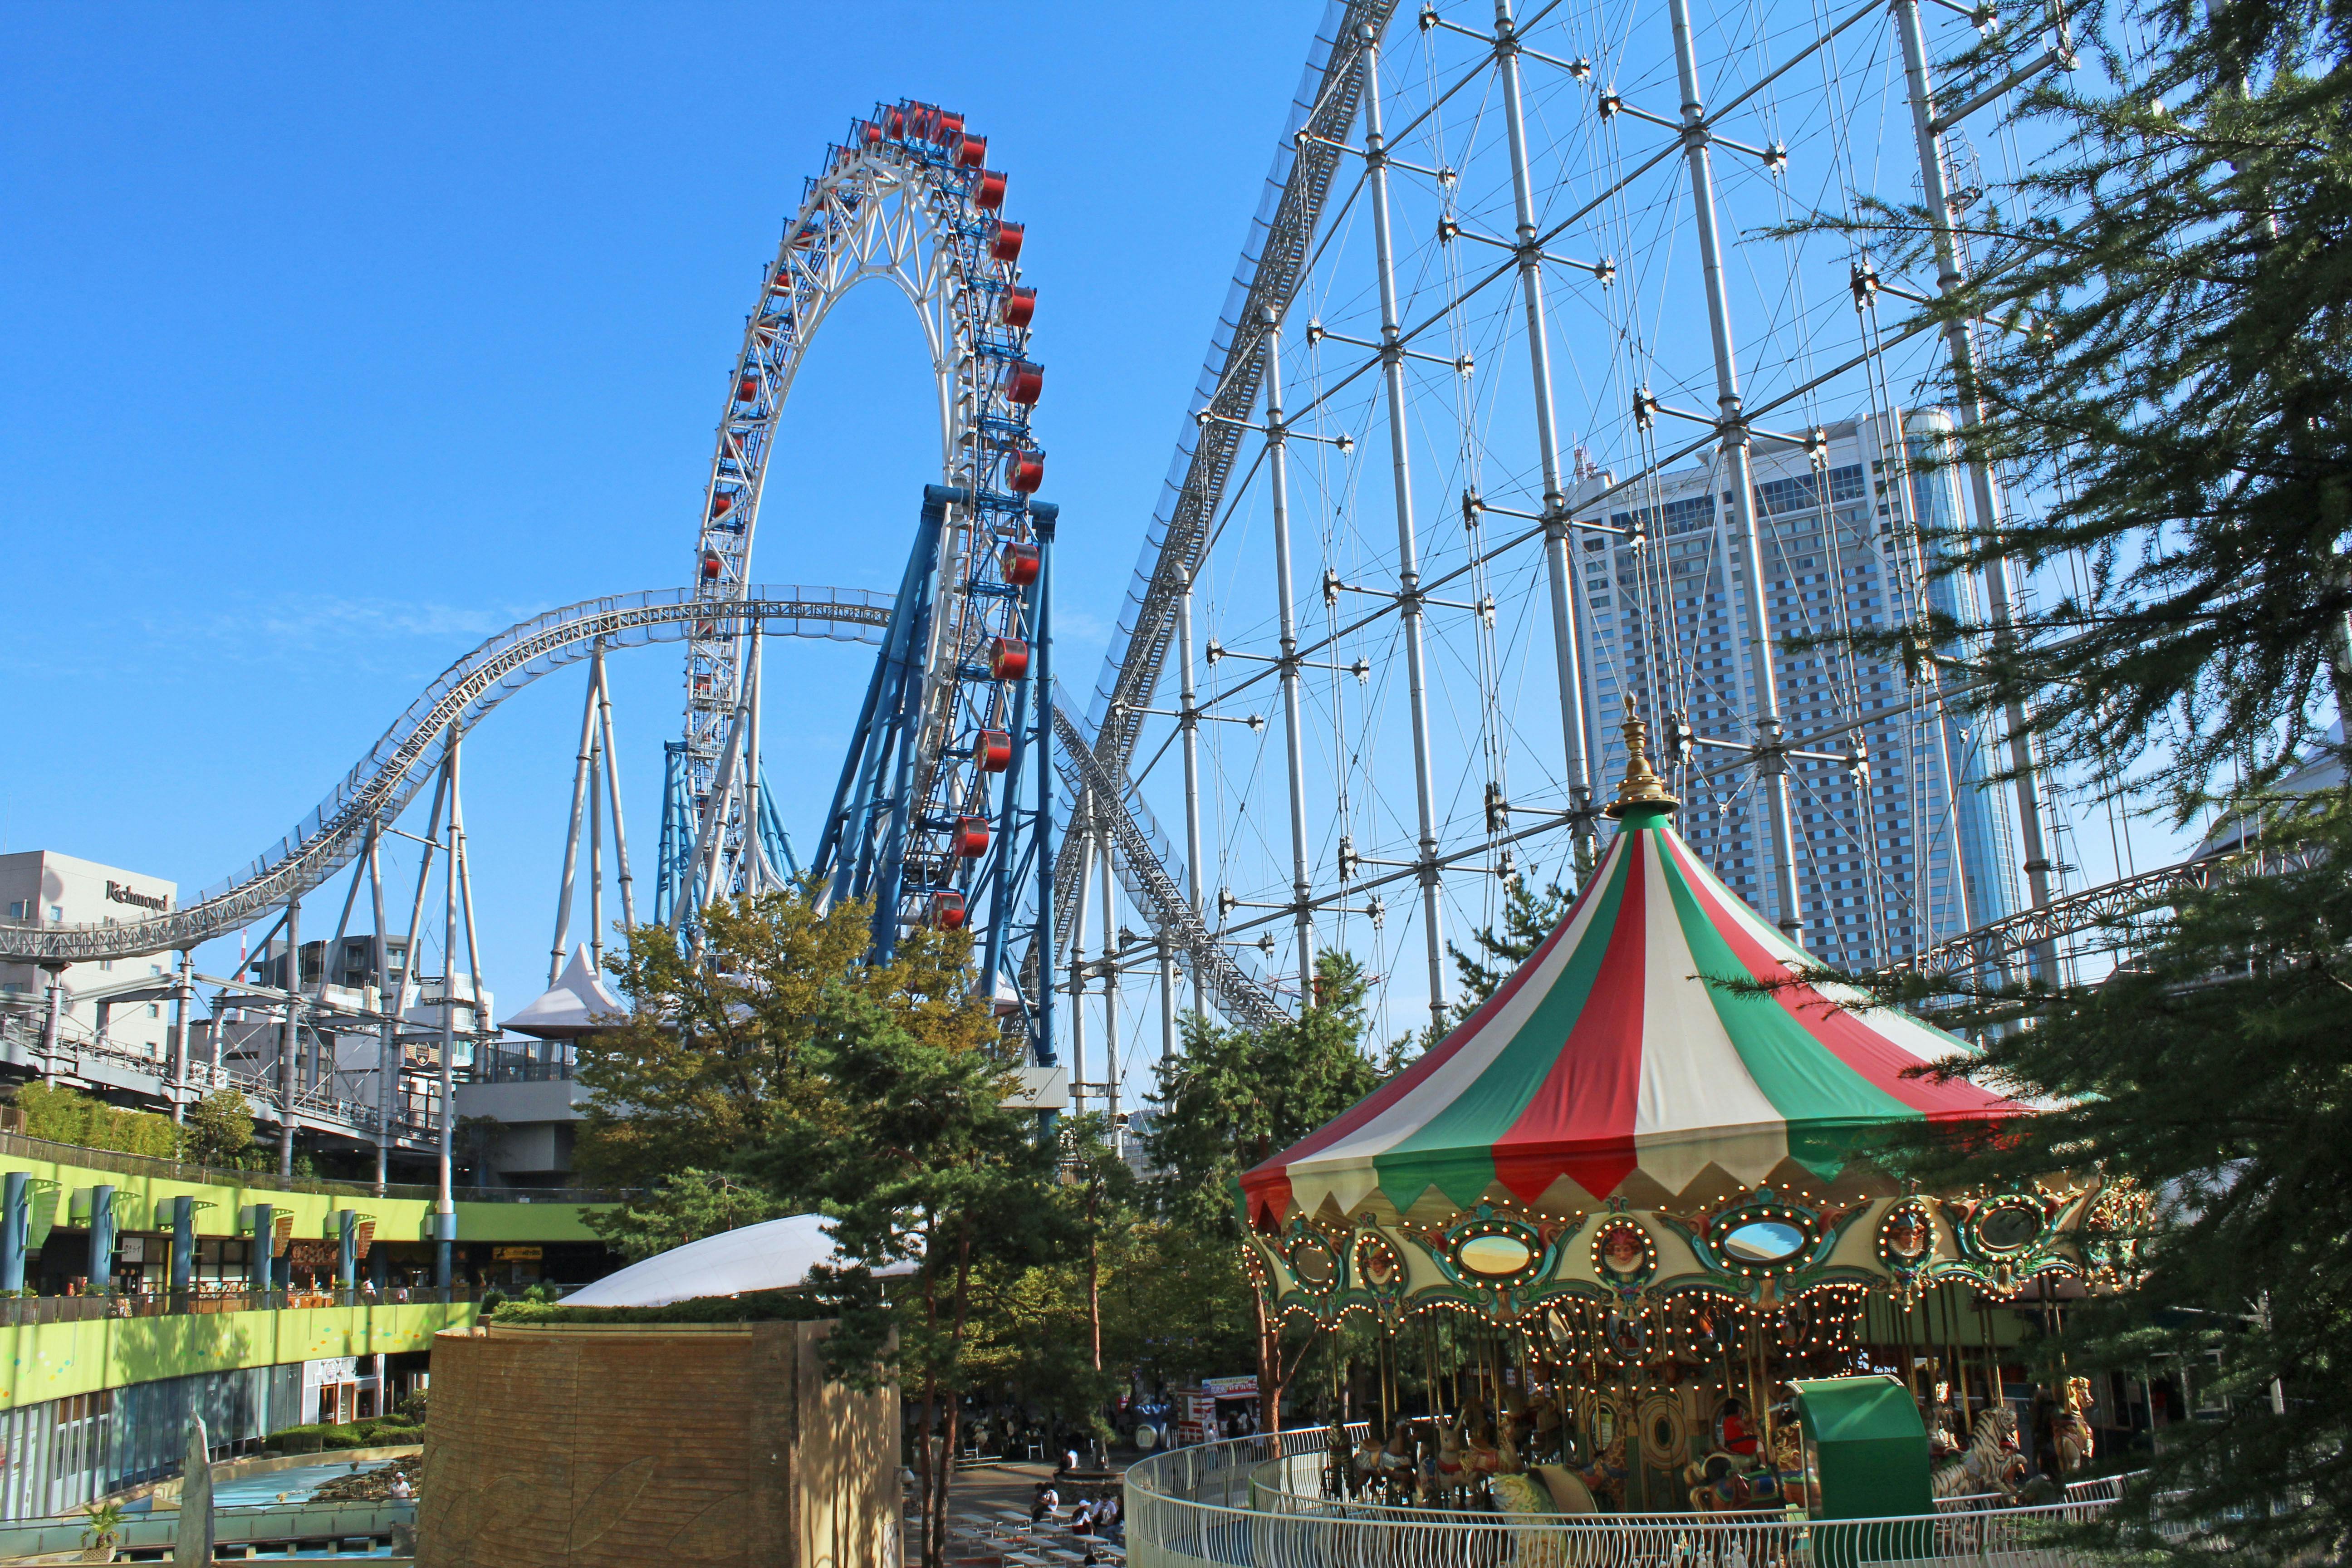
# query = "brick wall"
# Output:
<box><xmin>418</xmin><ymin>1321</ymin><xmax>897</xmax><ymax>1568</ymax></box>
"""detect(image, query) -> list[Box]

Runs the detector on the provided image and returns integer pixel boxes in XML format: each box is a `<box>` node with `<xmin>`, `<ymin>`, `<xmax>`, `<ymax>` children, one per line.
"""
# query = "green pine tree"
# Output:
<box><xmin>1886</xmin><ymin>798</ymin><xmax>2352</xmax><ymax>1559</ymax></box>
<box><xmin>1446</xmin><ymin>872</ymin><xmax>1578</xmax><ymax>1020</ymax></box>
<box><xmin>1816</xmin><ymin>0</ymin><xmax>2352</xmax><ymax>813</ymax></box>
<box><xmin>754</xmin><ymin>988</ymin><xmax>1063</xmax><ymax>1568</ymax></box>
<box><xmin>579</xmin><ymin>1169</ymin><xmax>786</xmax><ymax>1263</ymax></box>
<box><xmin>1787</xmin><ymin>0</ymin><xmax>2352</xmax><ymax>1551</ymax></box>
<box><xmin>1141</xmin><ymin>950</ymin><xmax>1385</xmax><ymax>1433</ymax></box>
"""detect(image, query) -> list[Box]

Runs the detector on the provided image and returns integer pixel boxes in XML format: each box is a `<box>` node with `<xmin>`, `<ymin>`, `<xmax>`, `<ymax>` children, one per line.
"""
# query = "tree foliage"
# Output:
<box><xmin>1142</xmin><ymin>950</ymin><xmax>1386</xmax><ymax>1431</ymax></box>
<box><xmin>571</xmin><ymin>883</ymin><xmax>991</xmax><ymax>1189</ymax></box>
<box><xmin>578</xmin><ymin>1169</ymin><xmax>788</xmax><ymax>1263</ymax></box>
<box><xmin>1888</xmin><ymin>799</ymin><xmax>2352</xmax><ymax>1559</ymax></box>
<box><xmin>756</xmin><ymin>988</ymin><xmax>1060</xmax><ymax>1568</ymax></box>
<box><xmin>15</xmin><ymin>1082</ymin><xmax>191</xmax><ymax>1161</ymax></box>
<box><xmin>1821</xmin><ymin>0</ymin><xmax>2352</xmax><ymax>813</ymax></box>
<box><xmin>1447</xmin><ymin>872</ymin><xmax>1578</xmax><ymax>1021</ymax></box>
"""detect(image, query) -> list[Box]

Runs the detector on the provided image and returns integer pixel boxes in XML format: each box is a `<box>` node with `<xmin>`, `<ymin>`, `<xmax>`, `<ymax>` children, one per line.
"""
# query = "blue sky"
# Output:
<box><xmin>0</xmin><ymin>4</ymin><xmax>1309</xmax><ymax>1007</ymax></box>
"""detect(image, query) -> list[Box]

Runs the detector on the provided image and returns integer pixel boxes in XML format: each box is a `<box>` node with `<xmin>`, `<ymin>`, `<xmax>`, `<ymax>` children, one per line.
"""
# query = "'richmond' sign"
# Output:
<box><xmin>104</xmin><ymin>881</ymin><xmax>169</xmax><ymax>912</ymax></box>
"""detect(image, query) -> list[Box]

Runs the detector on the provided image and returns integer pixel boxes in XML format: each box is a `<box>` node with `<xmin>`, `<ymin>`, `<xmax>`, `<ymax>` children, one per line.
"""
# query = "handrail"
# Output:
<box><xmin>0</xmin><ymin>1128</ymin><xmax>633</xmax><ymax>1205</ymax></box>
<box><xmin>0</xmin><ymin>1285</ymin><xmax>492</xmax><ymax>1324</ymax></box>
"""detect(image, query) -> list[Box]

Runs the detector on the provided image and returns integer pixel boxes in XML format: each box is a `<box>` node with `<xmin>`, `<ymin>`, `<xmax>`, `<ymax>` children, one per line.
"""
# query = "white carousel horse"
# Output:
<box><xmin>1932</xmin><ymin>1405</ymin><xmax>2028</xmax><ymax>1501</ymax></box>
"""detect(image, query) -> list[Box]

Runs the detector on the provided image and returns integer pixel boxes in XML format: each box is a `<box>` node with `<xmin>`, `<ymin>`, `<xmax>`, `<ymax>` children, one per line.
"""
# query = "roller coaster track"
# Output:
<box><xmin>0</xmin><ymin>588</ymin><xmax>889</xmax><ymax>965</ymax></box>
<box><xmin>1906</xmin><ymin>843</ymin><xmax>2326</xmax><ymax>980</ymax></box>
<box><xmin>0</xmin><ymin>587</ymin><xmax>1286</xmax><ymax>1031</ymax></box>
<box><xmin>1056</xmin><ymin>0</ymin><xmax>1396</xmax><ymax>986</ymax></box>
<box><xmin>1049</xmin><ymin>701</ymin><xmax>1287</xmax><ymax>1029</ymax></box>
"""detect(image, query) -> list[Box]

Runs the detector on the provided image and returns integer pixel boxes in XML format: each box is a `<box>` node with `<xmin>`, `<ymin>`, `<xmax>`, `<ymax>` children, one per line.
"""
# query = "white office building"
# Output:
<box><xmin>0</xmin><ymin>852</ymin><xmax>179</xmax><ymax>1058</ymax></box>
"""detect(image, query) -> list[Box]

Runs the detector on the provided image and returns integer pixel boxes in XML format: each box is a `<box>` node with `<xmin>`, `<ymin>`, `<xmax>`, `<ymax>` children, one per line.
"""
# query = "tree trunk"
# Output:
<box><xmin>1088</xmin><ymin>1182</ymin><xmax>1102</xmax><ymax>1372</ymax></box>
<box><xmin>924</xmin><ymin>1221</ymin><xmax>976</xmax><ymax>1567</ymax></box>
<box><xmin>1255</xmin><ymin>1289</ymin><xmax>1283</xmax><ymax>1436</ymax></box>
<box><xmin>916</xmin><ymin>1370</ymin><xmax>940</xmax><ymax>1568</ymax></box>
<box><xmin>918</xmin><ymin>1222</ymin><xmax>944</xmax><ymax>1568</ymax></box>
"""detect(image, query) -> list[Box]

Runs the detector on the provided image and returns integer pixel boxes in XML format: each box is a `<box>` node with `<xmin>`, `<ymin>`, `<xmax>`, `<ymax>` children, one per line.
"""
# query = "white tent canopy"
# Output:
<box><xmin>500</xmin><ymin>945</ymin><xmax>628</xmax><ymax>1039</ymax></box>
<box><xmin>561</xmin><ymin>1213</ymin><xmax>916</xmax><ymax>1308</ymax></box>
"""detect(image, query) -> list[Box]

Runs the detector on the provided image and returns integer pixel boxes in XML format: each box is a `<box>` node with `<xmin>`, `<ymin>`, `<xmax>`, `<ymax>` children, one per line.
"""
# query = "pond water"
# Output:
<box><xmin>210</xmin><ymin>1459</ymin><xmax>401</xmax><ymax>1509</ymax></box>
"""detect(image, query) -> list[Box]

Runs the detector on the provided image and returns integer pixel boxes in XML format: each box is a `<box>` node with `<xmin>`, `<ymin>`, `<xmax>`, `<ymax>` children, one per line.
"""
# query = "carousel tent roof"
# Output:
<box><xmin>499</xmin><ymin>945</ymin><xmax>628</xmax><ymax>1039</ymax></box>
<box><xmin>1243</xmin><ymin>727</ymin><xmax>2011</xmax><ymax>1225</ymax></box>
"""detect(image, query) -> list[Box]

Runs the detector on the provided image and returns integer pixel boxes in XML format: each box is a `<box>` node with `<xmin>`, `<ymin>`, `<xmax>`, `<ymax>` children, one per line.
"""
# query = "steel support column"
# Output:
<box><xmin>1098</xmin><ymin>810</ymin><xmax>1121</xmax><ymax>1124</ymax></box>
<box><xmin>551</xmin><ymin>649</ymin><xmax>603</xmax><ymax>982</ymax></box>
<box><xmin>1032</xmin><ymin>513</ymin><xmax>1059</xmax><ymax>1089</ymax></box>
<box><xmin>1894</xmin><ymin>0</ymin><xmax>2058</xmax><ymax>981</ymax></box>
<box><xmin>434</xmin><ymin>731</ymin><xmax>460</xmax><ymax>1293</ymax></box>
<box><xmin>1497</xmin><ymin>0</ymin><xmax>1598</xmax><ymax>869</ymax></box>
<box><xmin>1666</xmin><ymin>0</ymin><xmax>1805</xmax><ymax>944</ymax></box>
<box><xmin>169</xmin><ymin>952</ymin><xmax>193</xmax><ymax>1124</ymax></box>
<box><xmin>1360</xmin><ymin>23</ymin><xmax>1452</xmax><ymax>1017</ymax></box>
<box><xmin>1175</xmin><ymin>567</ymin><xmax>1206</xmax><ymax>1019</ymax></box>
<box><xmin>276</xmin><ymin>899</ymin><xmax>302</xmax><ymax>1177</ymax></box>
<box><xmin>1261</xmin><ymin>309</ymin><xmax>1318</xmax><ymax>1000</ymax></box>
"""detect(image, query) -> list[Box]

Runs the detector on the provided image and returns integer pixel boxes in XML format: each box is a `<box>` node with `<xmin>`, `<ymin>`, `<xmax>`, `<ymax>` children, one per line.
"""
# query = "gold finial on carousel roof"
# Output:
<box><xmin>1604</xmin><ymin>694</ymin><xmax>1680</xmax><ymax>820</ymax></box>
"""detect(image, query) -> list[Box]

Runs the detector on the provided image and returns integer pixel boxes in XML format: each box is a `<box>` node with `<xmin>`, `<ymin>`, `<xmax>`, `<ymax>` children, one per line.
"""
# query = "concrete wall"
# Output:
<box><xmin>452</xmin><ymin>1078</ymin><xmax>589</xmax><ymax>1184</ymax></box>
<box><xmin>419</xmin><ymin>1320</ymin><xmax>898</xmax><ymax>1568</ymax></box>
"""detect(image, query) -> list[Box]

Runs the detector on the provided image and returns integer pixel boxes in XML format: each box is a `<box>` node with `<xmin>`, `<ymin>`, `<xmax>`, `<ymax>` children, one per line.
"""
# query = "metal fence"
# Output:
<box><xmin>0</xmin><ymin>1127</ymin><xmax>629</xmax><ymax>1204</ymax></box>
<box><xmin>0</xmin><ymin>1284</ymin><xmax>493</xmax><ymax>1326</ymax></box>
<box><xmin>0</xmin><ymin>1497</ymin><xmax>414</xmax><ymax>1560</ymax></box>
<box><xmin>1127</xmin><ymin>1432</ymin><xmax>2133</xmax><ymax>1568</ymax></box>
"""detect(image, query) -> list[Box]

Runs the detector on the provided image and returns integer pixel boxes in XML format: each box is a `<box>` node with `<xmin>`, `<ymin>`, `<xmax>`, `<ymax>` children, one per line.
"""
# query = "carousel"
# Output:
<box><xmin>1236</xmin><ymin>706</ymin><xmax>2134</xmax><ymax>1518</ymax></box>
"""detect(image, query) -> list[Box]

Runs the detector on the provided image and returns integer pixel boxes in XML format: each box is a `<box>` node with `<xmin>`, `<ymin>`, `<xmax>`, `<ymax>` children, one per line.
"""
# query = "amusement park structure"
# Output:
<box><xmin>0</xmin><ymin>2</ymin><xmax>2273</xmax><ymax>1299</ymax></box>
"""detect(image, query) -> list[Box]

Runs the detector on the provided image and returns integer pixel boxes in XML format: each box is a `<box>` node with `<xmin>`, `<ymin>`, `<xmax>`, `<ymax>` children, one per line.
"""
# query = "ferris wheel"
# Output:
<box><xmin>1067</xmin><ymin>0</ymin><xmax>2080</xmax><ymax>1084</ymax></box>
<box><xmin>662</xmin><ymin>100</ymin><xmax>1051</xmax><ymax>970</ymax></box>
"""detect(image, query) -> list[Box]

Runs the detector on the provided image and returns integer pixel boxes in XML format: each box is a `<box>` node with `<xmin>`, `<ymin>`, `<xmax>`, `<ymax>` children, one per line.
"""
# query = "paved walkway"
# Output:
<box><xmin>904</xmin><ymin>1455</ymin><xmax>1135</xmax><ymax>1565</ymax></box>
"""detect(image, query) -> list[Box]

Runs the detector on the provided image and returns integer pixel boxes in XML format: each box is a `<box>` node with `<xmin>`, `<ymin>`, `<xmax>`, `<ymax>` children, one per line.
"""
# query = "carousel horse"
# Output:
<box><xmin>1932</xmin><ymin>1406</ymin><xmax>2028</xmax><ymax>1502</ymax></box>
<box><xmin>1766</xmin><ymin>1424</ymin><xmax>1811</xmax><ymax>1509</ymax></box>
<box><xmin>1431</xmin><ymin>1410</ymin><xmax>1472</xmax><ymax>1506</ymax></box>
<box><xmin>1575</xmin><ymin>1434</ymin><xmax>1630</xmax><ymax>1510</ymax></box>
<box><xmin>1686</xmin><ymin>1423</ymin><xmax>1809</xmax><ymax>1512</ymax></box>
<box><xmin>2053</xmin><ymin>1377</ymin><xmax>2097</xmax><ymax>1477</ymax></box>
<box><xmin>1524</xmin><ymin>1394</ymin><xmax>1567</xmax><ymax>1464</ymax></box>
<box><xmin>1927</xmin><ymin>1382</ymin><xmax>1966</xmax><ymax>1460</ymax></box>
<box><xmin>1351</xmin><ymin>1420</ymin><xmax>1420</xmax><ymax>1501</ymax></box>
<box><xmin>1683</xmin><ymin>1452</ymin><xmax>1759</xmax><ymax>1512</ymax></box>
<box><xmin>1448</xmin><ymin>1396</ymin><xmax>1506</xmax><ymax>1496</ymax></box>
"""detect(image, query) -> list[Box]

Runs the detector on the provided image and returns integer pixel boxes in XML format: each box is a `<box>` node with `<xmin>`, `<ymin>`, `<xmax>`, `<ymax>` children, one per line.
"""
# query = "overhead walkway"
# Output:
<box><xmin>0</xmin><ymin>1134</ymin><xmax>618</xmax><ymax>1518</ymax></box>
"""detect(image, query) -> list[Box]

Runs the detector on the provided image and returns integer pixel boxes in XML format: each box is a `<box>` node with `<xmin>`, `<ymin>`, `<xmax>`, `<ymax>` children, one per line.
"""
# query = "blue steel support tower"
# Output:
<box><xmin>812</xmin><ymin>490</ymin><xmax>1057</xmax><ymax>1075</ymax></box>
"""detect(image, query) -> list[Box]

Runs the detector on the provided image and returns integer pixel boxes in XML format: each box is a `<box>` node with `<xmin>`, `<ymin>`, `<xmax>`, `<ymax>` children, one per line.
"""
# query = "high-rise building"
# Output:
<box><xmin>1572</xmin><ymin>409</ymin><xmax>2021</xmax><ymax>967</ymax></box>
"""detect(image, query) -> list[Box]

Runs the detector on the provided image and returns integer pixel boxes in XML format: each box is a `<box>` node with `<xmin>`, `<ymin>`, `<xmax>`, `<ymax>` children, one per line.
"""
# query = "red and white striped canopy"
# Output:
<box><xmin>1243</xmin><ymin>802</ymin><xmax>2013</xmax><ymax>1225</ymax></box>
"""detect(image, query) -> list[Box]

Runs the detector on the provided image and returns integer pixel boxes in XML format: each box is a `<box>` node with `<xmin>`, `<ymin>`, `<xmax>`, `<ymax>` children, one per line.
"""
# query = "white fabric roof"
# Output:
<box><xmin>562</xmin><ymin>1213</ymin><xmax>915</xmax><ymax>1308</ymax></box>
<box><xmin>500</xmin><ymin>946</ymin><xmax>628</xmax><ymax>1039</ymax></box>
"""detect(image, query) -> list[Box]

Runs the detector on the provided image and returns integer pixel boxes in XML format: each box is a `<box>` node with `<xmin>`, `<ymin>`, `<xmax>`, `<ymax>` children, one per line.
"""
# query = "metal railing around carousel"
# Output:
<box><xmin>1126</xmin><ymin>1431</ymin><xmax>2142</xmax><ymax>1568</ymax></box>
<box><xmin>1240</xmin><ymin>1444</ymin><xmax>2146</xmax><ymax>1519</ymax></box>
